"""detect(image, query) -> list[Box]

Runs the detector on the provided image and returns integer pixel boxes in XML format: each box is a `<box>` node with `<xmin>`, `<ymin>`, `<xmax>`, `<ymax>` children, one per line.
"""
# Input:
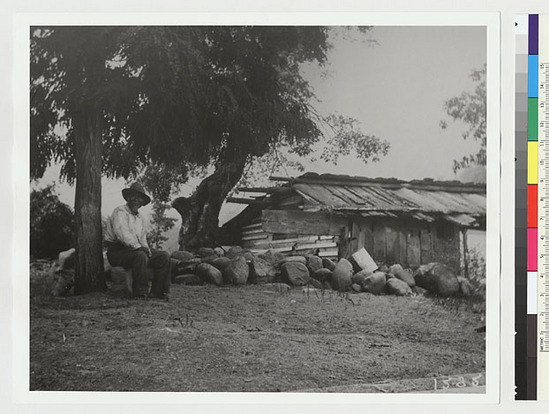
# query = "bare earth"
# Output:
<box><xmin>29</xmin><ymin>262</ymin><xmax>485</xmax><ymax>393</ymax></box>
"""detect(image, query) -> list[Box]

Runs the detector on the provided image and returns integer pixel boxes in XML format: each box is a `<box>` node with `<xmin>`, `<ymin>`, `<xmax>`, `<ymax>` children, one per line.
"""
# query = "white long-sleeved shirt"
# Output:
<box><xmin>104</xmin><ymin>204</ymin><xmax>149</xmax><ymax>250</ymax></box>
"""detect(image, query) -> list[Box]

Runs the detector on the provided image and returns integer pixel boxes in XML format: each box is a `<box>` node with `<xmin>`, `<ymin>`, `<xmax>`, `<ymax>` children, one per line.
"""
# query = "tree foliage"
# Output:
<box><xmin>440</xmin><ymin>64</ymin><xmax>486</xmax><ymax>172</ymax></box>
<box><xmin>30</xmin><ymin>185</ymin><xmax>75</xmax><ymax>259</ymax></box>
<box><xmin>31</xmin><ymin>25</ymin><xmax>390</xmax><ymax>254</ymax></box>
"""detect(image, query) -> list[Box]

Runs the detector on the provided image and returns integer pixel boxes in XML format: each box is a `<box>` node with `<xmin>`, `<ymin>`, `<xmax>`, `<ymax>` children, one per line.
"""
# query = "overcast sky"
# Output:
<box><xmin>34</xmin><ymin>25</ymin><xmax>487</xmax><ymax>229</ymax></box>
<box><xmin>281</xmin><ymin>25</ymin><xmax>487</xmax><ymax>181</ymax></box>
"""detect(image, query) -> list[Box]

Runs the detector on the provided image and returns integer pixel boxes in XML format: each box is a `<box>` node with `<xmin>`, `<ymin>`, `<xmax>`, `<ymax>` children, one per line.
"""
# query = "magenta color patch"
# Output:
<box><xmin>528</xmin><ymin>228</ymin><xmax>538</xmax><ymax>271</ymax></box>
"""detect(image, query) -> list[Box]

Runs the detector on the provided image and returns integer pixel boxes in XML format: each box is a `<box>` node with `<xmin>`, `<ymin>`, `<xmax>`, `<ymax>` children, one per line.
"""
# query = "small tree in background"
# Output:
<box><xmin>440</xmin><ymin>64</ymin><xmax>487</xmax><ymax>173</ymax></box>
<box><xmin>30</xmin><ymin>185</ymin><xmax>75</xmax><ymax>259</ymax></box>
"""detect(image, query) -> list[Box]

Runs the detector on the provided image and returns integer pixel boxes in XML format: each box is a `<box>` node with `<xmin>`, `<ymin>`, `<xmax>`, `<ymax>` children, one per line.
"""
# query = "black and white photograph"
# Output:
<box><xmin>14</xmin><ymin>12</ymin><xmax>500</xmax><ymax>405</ymax></box>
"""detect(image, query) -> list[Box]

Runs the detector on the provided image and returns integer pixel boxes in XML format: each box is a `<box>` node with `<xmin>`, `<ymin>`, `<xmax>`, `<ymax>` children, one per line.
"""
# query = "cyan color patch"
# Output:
<box><xmin>529</xmin><ymin>54</ymin><xmax>539</xmax><ymax>97</ymax></box>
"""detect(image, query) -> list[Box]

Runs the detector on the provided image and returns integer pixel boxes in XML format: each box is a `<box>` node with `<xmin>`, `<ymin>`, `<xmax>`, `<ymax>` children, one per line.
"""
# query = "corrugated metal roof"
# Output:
<box><xmin>287</xmin><ymin>174</ymin><xmax>486</xmax><ymax>227</ymax></box>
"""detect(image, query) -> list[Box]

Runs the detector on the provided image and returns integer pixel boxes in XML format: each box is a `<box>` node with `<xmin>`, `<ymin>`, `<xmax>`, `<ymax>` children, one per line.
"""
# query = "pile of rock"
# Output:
<box><xmin>50</xmin><ymin>245</ymin><xmax>474</xmax><ymax>299</ymax></box>
<box><xmin>171</xmin><ymin>246</ymin><xmax>278</xmax><ymax>286</ymax></box>
<box><xmin>171</xmin><ymin>246</ymin><xmax>473</xmax><ymax>298</ymax></box>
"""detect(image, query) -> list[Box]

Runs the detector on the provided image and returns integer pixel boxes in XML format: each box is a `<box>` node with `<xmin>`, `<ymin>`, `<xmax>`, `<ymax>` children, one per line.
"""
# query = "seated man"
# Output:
<box><xmin>104</xmin><ymin>183</ymin><xmax>170</xmax><ymax>299</ymax></box>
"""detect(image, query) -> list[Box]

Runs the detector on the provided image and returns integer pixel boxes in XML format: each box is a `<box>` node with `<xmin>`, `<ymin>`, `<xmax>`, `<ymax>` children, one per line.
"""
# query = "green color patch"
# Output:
<box><xmin>528</xmin><ymin>98</ymin><xmax>538</xmax><ymax>140</ymax></box>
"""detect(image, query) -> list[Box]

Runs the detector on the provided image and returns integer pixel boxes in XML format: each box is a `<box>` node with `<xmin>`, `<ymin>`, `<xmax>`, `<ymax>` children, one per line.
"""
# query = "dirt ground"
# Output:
<box><xmin>29</xmin><ymin>261</ymin><xmax>486</xmax><ymax>393</ymax></box>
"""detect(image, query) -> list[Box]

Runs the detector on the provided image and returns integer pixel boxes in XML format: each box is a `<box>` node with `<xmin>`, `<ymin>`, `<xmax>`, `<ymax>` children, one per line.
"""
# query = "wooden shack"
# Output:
<box><xmin>220</xmin><ymin>173</ymin><xmax>486</xmax><ymax>273</ymax></box>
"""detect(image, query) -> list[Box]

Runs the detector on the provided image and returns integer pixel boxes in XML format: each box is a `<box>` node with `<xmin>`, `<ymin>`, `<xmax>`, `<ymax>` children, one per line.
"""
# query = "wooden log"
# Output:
<box><xmin>242</xmin><ymin>223</ymin><xmax>263</xmax><ymax>231</ymax></box>
<box><xmin>246</xmin><ymin>239</ymin><xmax>337</xmax><ymax>252</ymax></box>
<box><xmin>242</xmin><ymin>233</ymin><xmax>269</xmax><ymax>241</ymax></box>
<box><xmin>237</xmin><ymin>187</ymin><xmax>279</xmax><ymax>193</ymax></box>
<box><xmin>293</xmin><ymin>241</ymin><xmax>338</xmax><ymax>250</ymax></box>
<box><xmin>226</xmin><ymin>197</ymin><xmax>266</xmax><ymax>205</ymax></box>
<box><xmin>242</xmin><ymin>228</ymin><xmax>267</xmax><ymax>236</ymax></box>
<box><xmin>317</xmin><ymin>249</ymin><xmax>339</xmax><ymax>258</ymax></box>
<box><xmin>247</xmin><ymin>235</ymin><xmax>319</xmax><ymax>248</ymax></box>
<box><xmin>262</xmin><ymin>210</ymin><xmax>346</xmax><ymax>236</ymax></box>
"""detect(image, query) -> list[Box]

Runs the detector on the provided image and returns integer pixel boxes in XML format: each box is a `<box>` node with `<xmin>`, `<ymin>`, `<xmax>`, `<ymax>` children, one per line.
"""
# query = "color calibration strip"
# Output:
<box><xmin>517</xmin><ymin>14</ymin><xmax>549</xmax><ymax>400</ymax></box>
<box><xmin>537</xmin><ymin>14</ymin><xmax>549</xmax><ymax>401</ymax></box>
<box><xmin>515</xmin><ymin>14</ymin><xmax>546</xmax><ymax>400</ymax></box>
<box><xmin>515</xmin><ymin>14</ymin><xmax>532</xmax><ymax>400</ymax></box>
<box><xmin>529</xmin><ymin>14</ymin><xmax>539</xmax><ymax>401</ymax></box>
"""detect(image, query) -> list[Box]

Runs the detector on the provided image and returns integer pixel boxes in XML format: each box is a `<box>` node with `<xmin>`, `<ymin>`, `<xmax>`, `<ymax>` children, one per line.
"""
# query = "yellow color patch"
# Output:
<box><xmin>528</xmin><ymin>141</ymin><xmax>538</xmax><ymax>184</ymax></box>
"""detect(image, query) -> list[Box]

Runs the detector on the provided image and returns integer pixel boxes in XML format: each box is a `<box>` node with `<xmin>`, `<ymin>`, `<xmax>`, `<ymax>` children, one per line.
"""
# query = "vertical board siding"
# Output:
<box><xmin>373</xmin><ymin>225</ymin><xmax>387</xmax><ymax>263</ymax></box>
<box><xmin>385</xmin><ymin>227</ymin><xmax>400</xmax><ymax>264</ymax></box>
<box><xmin>406</xmin><ymin>229</ymin><xmax>421</xmax><ymax>266</ymax></box>
<box><xmin>420</xmin><ymin>228</ymin><xmax>434</xmax><ymax>264</ymax></box>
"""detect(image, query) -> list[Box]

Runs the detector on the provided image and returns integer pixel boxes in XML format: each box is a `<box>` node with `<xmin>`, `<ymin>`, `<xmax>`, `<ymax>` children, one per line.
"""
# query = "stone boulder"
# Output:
<box><xmin>386</xmin><ymin>278</ymin><xmax>412</xmax><ymax>296</ymax></box>
<box><xmin>258</xmin><ymin>249</ymin><xmax>285</xmax><ymax>265</ymax></box>
<box><xmin>214</xmin><ymin>247</ymin><xmax>225</xmax><ymax>257</ymax></box>
<box><xmin>197</xmin><ymin>247</ymin><xmax>215</xmax><ymax>258</ymax></box>
<box><xmin>51</xmin><ymin>269</ymin><xmax>74</xmax><ymax>297</ymax></box>
<box><xmin>174</xmin><ymin>274</ymin><xmax>203</xmax><ymax>285</ymax></box>
<box><xmin>389</xmin><ymin>264</ymin><xmax>415</xmax><ymax>287</ymax></box>
<box><xmin>169</xmin><ymin>258</ymin><xmax>180</xmax><ymax>280</ymax></box>
<box><xmin>322</xmin><ymin>258</ymin><xmax>337</xmax><ymax>271</ymax></box>
<box><xmin>352</xmin><ymin>269</ymin><xmax>373</xmax><ymax>286</ymax></box>
<box><xmin>352</xmin><ymin>283</ymin><xmax>362</xmax><ymax>293</ymax></box>
<box><xmin>243</xmin><ymin>251</ymin><xmax>255</xmax><ymax>262</ymax></box>
<box><xmin>312</xmin><ymin>268</ymin><xmax>333</xmax><ymax>283</ymax></box>
<box><xmin>307</xmin><ymin>256</ymin><xmax>324</xmax><ymax>274</ymax></box>
<box><xmin>249</xmin><ymin>256</ymin><xmax>276</xmax><ymax>284</ymax></box>
<box><xmin>361</xmin><ymin>272</ymin><xmax>387</xmax><ymax>295</ymax></box>
<box><xmin>205</xmin><ymin>256</ymin><xmax>232</xmax><ymax>271</ymax></box>
<box><xmin>457</xmin><ymin>276</ymin><xmax>473</xmax><ymax>297</ymax></box>
<box><xmin>175</xmin><ymin>258</ymin><xmax>202</xmax><ymax>275</ymax></box>
<box><xmin>171</xmin><ymin>250</ymin><xmax>195</xmax><ymax>262</ymax></box>
<box><xmin>226</xmin><ymin>246</ymin><xmax>244</xmax><ymax>259</ymax></box>
<box><xmin>414</xmin><ymin>263</ymin><xmax>460</xmax><ymax>297</ymax></box>
<box><xmin>110</xmin><ymin>267</ymin><xmax>134</xmax><ymax>293</ymax></box>
<box><xmin>196</xmin><ymin>263</ymin><xmax>223</xmax><ymax>286</ymax></box>
<box><xmin>331</xmin><ymin>258</ymin><xmax>353</xmax><ymax>292</ymax></box>
<box><xmin>58</xmin><ymin>248</ymin><xmax>76</xmax><ymax>270</ymax></box>
<box><xmin>278</xmin><ymin>256</ymin><xmax>307</xmax><ymax>266</ymax></box>
<box><xmin>281</xmin><ymin>262</ymin><xmax>310</xmax><ymax>286</ymax></box>
<box><xmin>223</xmin><ymin>256</ymin><xmax>249</xmax><ymax>285</ymax></box>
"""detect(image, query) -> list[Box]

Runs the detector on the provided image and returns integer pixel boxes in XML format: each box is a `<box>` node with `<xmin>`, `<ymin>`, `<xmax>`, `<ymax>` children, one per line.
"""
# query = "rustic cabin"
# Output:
<box><xmin>220</xmin><ymin>173</ymin><xmax>486</xmax><ymax>274</ymax></box>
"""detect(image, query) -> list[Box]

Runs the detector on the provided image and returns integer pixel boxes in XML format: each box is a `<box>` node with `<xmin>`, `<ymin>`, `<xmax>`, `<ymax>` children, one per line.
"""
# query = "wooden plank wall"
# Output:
<box><xmin>347</xmin><ymin>219</ymin><xmax>459</xmax><ymax>270</ymax></box>
<box><xmin>242</xmin><ymin>219</ymin><xmax>339</xmax><ymax>260</ymax></box>
<box><xmin>241</xmin><ymin>211</ymin><xmax>460</xmax><ymax>269</ymax></box>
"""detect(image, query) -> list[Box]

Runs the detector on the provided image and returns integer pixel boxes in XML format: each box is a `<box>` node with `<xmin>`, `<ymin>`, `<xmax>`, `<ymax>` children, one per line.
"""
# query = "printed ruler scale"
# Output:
<box><xmin>539</xmin><ymin>14</ymin><xmax>549</xmax><ymax>400</ymax></box>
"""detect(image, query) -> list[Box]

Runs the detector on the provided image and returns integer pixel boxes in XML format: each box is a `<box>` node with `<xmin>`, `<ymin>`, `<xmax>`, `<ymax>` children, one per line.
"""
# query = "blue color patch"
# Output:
<box><xmin>529</xmin><ymin>54</ymin><xmax>539</xmax><ymax>97</ymax></box>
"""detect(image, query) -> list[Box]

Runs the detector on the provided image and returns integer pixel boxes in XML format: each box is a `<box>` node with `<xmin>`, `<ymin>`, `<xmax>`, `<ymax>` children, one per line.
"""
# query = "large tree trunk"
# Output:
<box><xmin>173</xmin><ymin>157</ymin><xmax>246</xmax><ymax>250</ymax></box>
<box><xmin>72</xmin><ymin>35</ymin><xmax>106</xmax><ymax>294</ymax></box>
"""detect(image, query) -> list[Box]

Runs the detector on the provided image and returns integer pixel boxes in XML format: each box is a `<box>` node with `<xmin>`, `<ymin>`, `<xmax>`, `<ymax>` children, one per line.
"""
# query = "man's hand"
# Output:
<box><xmin>137</xmin><ymin>246</ymin><xmax>151</xmax><ymax>257</ymax></box>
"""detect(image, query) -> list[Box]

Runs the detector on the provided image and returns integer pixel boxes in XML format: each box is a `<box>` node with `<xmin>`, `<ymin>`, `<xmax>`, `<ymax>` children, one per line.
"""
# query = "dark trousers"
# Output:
<box><xmin>106</xmin><ymin>244</ymin><xmax>171</xmax><ymax>296</ymax></box>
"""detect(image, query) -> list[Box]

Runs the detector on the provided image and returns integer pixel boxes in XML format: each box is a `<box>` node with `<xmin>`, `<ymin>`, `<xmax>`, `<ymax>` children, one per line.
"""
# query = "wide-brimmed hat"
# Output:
<box><xmin>122</xmin><ymin>183</ymin><xmax>151</xmax><ymax>205</ymax></box>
